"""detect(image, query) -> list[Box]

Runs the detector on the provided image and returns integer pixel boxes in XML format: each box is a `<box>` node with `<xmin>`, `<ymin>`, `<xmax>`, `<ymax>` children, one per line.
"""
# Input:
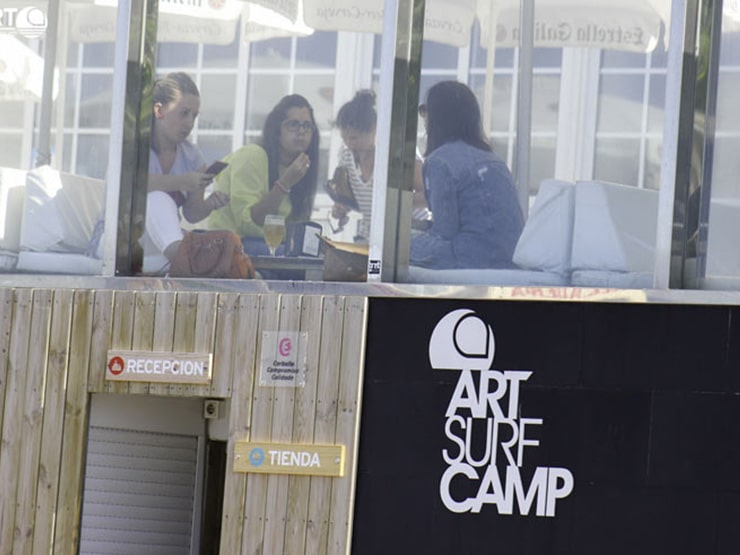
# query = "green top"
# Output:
<box><xmin>207</xmin><ymin>144</ymin><xmax>292</xmax><ymax>238</ymax></box>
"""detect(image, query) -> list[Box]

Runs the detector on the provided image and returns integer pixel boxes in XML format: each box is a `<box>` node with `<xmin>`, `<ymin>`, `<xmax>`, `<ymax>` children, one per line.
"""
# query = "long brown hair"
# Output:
<box><xmin>423</xmin><ymin>81</ymin><xmax>490</xmax><ymax>157</ymax></box>
<box><xmin>261</xmin><ymin>94</ymin><xmax>320</xmax><ymax>221</ymax></box>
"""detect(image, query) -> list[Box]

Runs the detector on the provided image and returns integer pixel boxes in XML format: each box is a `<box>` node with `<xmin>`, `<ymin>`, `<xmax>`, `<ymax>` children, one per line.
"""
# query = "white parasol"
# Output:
<box><xmin>0</xmin><ymin>35</ymin><xmax>57</xmax><ymax>103</ymax></box>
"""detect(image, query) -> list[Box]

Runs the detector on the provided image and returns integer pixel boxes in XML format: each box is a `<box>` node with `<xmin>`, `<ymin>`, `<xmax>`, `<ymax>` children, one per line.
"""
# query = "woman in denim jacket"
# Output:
<box><xmin>410</xmin><ymin>81</ymin><xmax>524</xmax><ymax>269</ymax></box>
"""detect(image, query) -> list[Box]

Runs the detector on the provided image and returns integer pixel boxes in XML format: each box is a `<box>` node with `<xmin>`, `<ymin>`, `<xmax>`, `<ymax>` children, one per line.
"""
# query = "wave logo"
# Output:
<box><xmin>0</xmin><ymin>7</ymin><xmax>48</xmax><ymax>39</ymax></box>
<box><xmin>429</xmin><ymin>308</ymin><xmax>495</xmax><ymax>371</ymax></box>
<box><xmin>249</xmin><ymin>447</ymin><xmax>265</xmax><ymax>467</ymax></box>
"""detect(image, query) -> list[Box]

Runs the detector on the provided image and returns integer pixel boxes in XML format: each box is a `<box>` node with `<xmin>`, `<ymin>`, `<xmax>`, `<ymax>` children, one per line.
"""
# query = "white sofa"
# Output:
<box><xmin>407</xmin><ymin>179</ymin><xmax>659</xmax><ymax>288</ymax></box>
<box><xmin>0</xmin><ymin>165</ymin><xmax>105</xmax><ymax>274</ymax></box>
<box><xmin>0</xmin><ymin>167</ymin><xmax>28</xmax><ymax>270</ymax></box>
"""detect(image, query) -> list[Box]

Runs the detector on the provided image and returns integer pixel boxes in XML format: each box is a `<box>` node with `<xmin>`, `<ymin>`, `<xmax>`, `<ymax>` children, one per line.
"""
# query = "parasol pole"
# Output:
<box><xmin>515</xmin><ymin>0</ymin><xmax>534</xmax><ymax>218</ymax></box>
<box><xmin>35</xmin><ymin>0</ymin><xmax>60</xmax><ymax>167</ymax></box>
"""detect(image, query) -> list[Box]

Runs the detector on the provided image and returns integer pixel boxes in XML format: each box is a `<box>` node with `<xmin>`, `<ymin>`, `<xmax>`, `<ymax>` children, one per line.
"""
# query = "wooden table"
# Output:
<box><xmin>249</xmin><ymin>255</ymin><xmax>325</xmax><ymax>281</ymax></box>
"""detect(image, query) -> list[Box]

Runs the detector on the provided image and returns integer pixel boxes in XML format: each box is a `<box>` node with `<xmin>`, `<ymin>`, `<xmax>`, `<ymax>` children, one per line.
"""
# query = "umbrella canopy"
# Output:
<box><xmin>284</xmin><ymin>0</ymin><xmax>669</xmax><ymax>52</ymax></box>
<box><xmin>70</xmin><ymin>0</ymin><xmax>244</xmax><ymax>44</ymax></box>
<box><xmin>0</xmin><ymin>35</ymin><xmax>57</xmax><ymax>102</ymax></box>
<box><xmin>478</xmin><ymin>0</ymin><xmax>670</xmax><ymax>52</ymax></box>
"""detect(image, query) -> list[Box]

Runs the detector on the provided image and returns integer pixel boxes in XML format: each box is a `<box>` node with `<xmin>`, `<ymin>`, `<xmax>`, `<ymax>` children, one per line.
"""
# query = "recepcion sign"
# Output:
<box><xmin>106</xmin><ymin>350</ymin><xmax>212</xmax><ymax>385</ymax></box>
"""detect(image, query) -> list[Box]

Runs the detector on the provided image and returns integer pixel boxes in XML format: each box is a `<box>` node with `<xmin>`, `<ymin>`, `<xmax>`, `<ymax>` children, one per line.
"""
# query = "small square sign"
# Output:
<box><xmin>259</xmin><ymin>331</ymin><xmax>308</xmax><ymax>387</ymax></box>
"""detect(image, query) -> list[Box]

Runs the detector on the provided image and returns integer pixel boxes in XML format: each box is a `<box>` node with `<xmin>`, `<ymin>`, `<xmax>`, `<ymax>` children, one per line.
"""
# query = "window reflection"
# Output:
<box><xmin>703</xmin><ymin>12</ymin><xmax>740</xmax><ymax>288</ymax></box>
<box><xmin>405</xmin><ymin>0</ymin><xmax>672</xmax><ymax>289</ymax></box>
<box><xmin>0</xmin><ymin>0</ymin><xmax>702</xmax><ymax>290</ymax></box>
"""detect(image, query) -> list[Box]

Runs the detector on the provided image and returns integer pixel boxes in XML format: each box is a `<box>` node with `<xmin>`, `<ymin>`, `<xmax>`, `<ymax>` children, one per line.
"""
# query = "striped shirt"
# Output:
<box><xmin>338</xmin><ymin>146</ymin><xmax>373</xmax><ymax>241</ymax></box>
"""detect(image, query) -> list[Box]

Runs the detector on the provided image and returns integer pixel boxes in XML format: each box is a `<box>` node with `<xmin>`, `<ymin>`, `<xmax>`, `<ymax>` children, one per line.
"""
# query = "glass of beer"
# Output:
<box><xmin>264</xmin><ymin>214</ymin><xmax>286</xmax><ymax>256</ymax></box>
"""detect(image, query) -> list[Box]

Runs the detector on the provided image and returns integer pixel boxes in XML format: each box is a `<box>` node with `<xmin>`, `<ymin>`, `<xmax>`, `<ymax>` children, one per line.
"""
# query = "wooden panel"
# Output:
<box><xmin>284</xmin><ymin>294</ymin><xmax>325</xmax><ymax>555</ymax></box>
<box><xmin>87</xmin><ymin>290</ymin><xmax>113</xmax><ymax>393</ymax></box>
<box><xmin>0</xmin><ymin>289</ymin><xmax>33</xmax><ymax>555</ymax></box>
<box><xmin>129</xmin><ymin>291</ymin><xmax>156</xmax><ymax>395</ymax></box>
<box><xmin>210</xmin><ymin>293</ymin><xmax>239</xmax><ymax>398</ymax></box>
<box><xmin>148</xmin><ymin>292</ymin><xmax>177</xmax><ymax>396</ymax></box>
<box><xmin>262</xmin><ymin>294</ymin><xmax>302</xmax><ymax>555</ymax></box>
<box><xmin>306</xmin><ymin>295</ymin><xmax>346</xmax><ymax>555</ymax></box>
<box><xmin>32</xmin><ymin>290</ymin><xmax>73</xmax><ymax>554</ymax></box>
<box><xmin>170</xmin><ymin>291</ymin><xmax>198</xmax><ymax>397</ymax></box>
<box><xmin>0</xmin><ymin>288</ymin><xmax>14</xmax><ymax>431</ymax></box>
<box><xmin>54</xmin><ymin>290</ymin><xmax>95</xmax><ymax>553</ymax></box>
<box><xmin>13</xmin><ymin>289</ymin><xmax>53</xmax><ymax>554</ymax></box>
<box><xmin>241</xmin><ymin>293</ymin><xmax>281</xmax><ymax>555</ymax></box>
<box><xmin>328</xmin><ymin>295</ymin><xmax>366</xmax><ymax>554</ymax></box>
<box><xmin>189</xmin><ymin>292</ymin><xmax>218</xmax><ymax>397</ymax></box>
<box><xmin>219</xmin><ymin>294</ymin><xmax>260</xmax><ymax>555</ymax></box>
<box><xmin>106</xmin><ymin>291</ymin><xmax>136</xmax><ymax>395</ymax></box>
<box><xmin>0</xmin><ymin>287</ymin><xmax>367</xmax><ymax>555</ymax></box>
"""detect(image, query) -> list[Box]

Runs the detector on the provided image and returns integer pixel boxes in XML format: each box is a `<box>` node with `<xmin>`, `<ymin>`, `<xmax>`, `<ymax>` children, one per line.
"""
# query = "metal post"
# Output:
<box><xmin>368</xmin><ymin>0</ymin><xmax>425</xmax><ymax>282</ymax></box>
<box><xmin>515</xmin><ymin>0</ymin><xmax>534</xmax><ymax>218</ymax></box>
<box><xmin>105</xmin><ymin>0</ymin><xmax>157</xmax><ymax>275</ymax></box>
<box><xmin>35</xmin><ymin>0</ymin><xmax>60</xmax><ymax>167</ymax></box>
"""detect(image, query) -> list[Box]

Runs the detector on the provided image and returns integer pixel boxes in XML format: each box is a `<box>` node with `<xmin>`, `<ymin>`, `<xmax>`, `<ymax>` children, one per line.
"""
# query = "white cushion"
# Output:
<box><xmin>21</xmin><ymin>166</ymin><xmax>104</xmax><ymax>253</ymax></box>
<box><xmin>512</xmin><ymin>179</ymin><xmax>575</xmax><ymax>275</ymax></box>
<box><xmin>15</xmin><ymin>251</ymin><xmax>102</xmax><ymax>275</ymax></box>
<box><xmin>0</xmin><ymin>167</ymin><xmax>27</xmax><ymax>252</ymax></box>
<box><xmin>570</xmin><ymin>181</ymin><xmax>658</xmax><ymax>273</ymax></box>
<box><xmin>55</xmin><ymin>171</ymin><xmax>105</xmax><ymax>251</ymax></box>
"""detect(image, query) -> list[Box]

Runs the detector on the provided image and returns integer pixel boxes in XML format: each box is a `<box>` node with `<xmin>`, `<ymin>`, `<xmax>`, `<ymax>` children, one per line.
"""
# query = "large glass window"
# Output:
<box><xmin>2</xmin><ymin>0</ymin><xmax>720</xmax><ymax>294</ymax></box>
<box><xmin>402</xmin><ymin>0</ymin><xmax>672</xmax><ymax>290</ymax></box>
<box><xmin>700</xmin><ymin>9</ymin><xmax>740</xmax><ymax>289</ymax></box>
<box><xmin>0</xmin><ymin>1</ymin><xmax>116</xmax><ymax>276</ymax></box>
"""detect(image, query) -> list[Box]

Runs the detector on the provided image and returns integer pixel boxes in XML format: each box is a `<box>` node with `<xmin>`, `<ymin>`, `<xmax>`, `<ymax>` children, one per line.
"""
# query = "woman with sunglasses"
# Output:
<box><xmin>208</xmin><ymin>94</ymin><xmax>319</xmax><ymax>256</ymax></box>
<box><xmin>411</xmin><ymin>81</ymin><xmax>524</xmax><ymax>269</ymax></box>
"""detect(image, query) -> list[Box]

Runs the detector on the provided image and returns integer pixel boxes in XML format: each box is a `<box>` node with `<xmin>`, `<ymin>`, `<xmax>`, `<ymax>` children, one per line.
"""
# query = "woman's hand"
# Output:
<box><xmin>279</xmin><ymin>153</ymin><xmax>311</xmax><ymax>191</ymax></box>
<box><xmin>331</xmin><ymin>202</ymin><xmax>350</xmax><ymax>226</ymax></box>
<box><xmin>180</xmin><ymin>170</ymin><xmax>213</xmax><ymax>193</ymax></box>
<box><xmin>205</xmin><ymin>191</ymin><xmax>230</xmax><ymax>211</ymax></box>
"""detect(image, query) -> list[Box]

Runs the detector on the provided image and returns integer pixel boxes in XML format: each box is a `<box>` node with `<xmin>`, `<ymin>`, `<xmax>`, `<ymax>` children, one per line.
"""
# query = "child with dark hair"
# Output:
<box><xmin>331</xmin><ymin>89</ymin><xmax>428</xmax><ymax>242</ymax></box>
<box><xmin>331</xmin><ymin>90</ymin><xmax>377</xmax><ymax>241</ymax></box>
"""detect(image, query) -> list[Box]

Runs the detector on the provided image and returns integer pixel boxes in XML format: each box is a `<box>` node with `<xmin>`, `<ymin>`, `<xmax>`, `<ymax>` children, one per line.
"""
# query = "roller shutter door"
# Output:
<box><xmin>79</xmin><ymin>426</ymin><xmax>199</xmax><ymax>555</ymax></box>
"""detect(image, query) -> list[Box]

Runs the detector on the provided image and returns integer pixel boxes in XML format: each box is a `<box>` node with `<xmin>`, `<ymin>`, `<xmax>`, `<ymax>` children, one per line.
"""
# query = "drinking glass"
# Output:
<box><xmin>263</xmin><ymin>214</ymin><xmax>286</xmax><ymax>256</ymax></box>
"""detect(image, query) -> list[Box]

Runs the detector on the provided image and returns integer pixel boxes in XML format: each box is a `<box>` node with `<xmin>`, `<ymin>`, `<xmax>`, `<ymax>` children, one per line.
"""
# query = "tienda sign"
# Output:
<box><xmin>106</xmin><ymin>350</ymin><xmax>212</xmax><ymax>385</ymax></box>
<box><xmin>233</xmin><ymin>441</ymin><xmax>345</xmax><ymax>477</ymax></box>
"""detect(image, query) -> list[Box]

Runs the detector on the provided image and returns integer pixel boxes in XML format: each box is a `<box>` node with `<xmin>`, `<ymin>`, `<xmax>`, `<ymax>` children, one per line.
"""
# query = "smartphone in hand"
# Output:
<box><xmin>205</xmin><ymin>161</ymin><xmax>228</xmax><ymax>176</ymax></box>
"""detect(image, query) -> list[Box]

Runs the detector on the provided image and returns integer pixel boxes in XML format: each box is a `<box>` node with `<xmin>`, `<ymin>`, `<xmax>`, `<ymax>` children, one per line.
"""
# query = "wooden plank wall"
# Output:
<box><xmin>0</xmin><ymin>288</ymin><xmax>367</xmax><ymax>555</ymax></box>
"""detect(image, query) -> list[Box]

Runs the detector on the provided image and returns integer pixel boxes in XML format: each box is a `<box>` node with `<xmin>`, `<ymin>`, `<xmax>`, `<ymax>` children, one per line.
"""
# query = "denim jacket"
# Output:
<box><xmin>410</xmin><ymin>140</ymin><xmax>524</xmax><ymax>269</ymax></box>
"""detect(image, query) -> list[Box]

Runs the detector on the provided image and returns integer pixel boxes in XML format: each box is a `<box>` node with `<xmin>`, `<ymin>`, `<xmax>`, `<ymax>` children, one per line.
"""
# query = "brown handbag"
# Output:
<box><xmin>169</xmin><ymin>230</ymin><xmax>255</xmax><ymax>279</ymax></box>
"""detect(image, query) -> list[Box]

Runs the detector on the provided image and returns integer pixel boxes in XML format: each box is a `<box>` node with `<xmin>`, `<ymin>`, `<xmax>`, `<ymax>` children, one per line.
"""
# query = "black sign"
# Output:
<box><xmin>352</xmin><ymin>298</ymin><xmax>740</xmax><ymax>555</ymax></box>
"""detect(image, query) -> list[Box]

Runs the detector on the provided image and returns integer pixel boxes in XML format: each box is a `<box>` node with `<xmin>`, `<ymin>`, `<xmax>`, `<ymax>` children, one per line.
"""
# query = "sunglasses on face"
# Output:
<box><xmin>282</xmin><ymin>119</ymin><xmax>315</xmax><ymax>133</ymax></box>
